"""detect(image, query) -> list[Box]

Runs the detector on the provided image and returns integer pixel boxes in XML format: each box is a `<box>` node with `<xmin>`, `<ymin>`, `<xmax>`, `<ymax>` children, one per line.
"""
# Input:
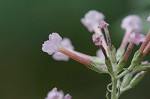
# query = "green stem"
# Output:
<box><xmin>111</xmin><ymin>75</ymin><xmax>118</xmax><ymax>99</ymax></box>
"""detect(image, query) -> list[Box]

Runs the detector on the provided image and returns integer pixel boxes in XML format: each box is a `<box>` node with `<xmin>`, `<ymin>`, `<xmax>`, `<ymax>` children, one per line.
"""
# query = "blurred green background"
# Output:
<box><xmin>0</xmin><ymin>0</ymin><xmax>150</xmax><ymax>99</ymax></box>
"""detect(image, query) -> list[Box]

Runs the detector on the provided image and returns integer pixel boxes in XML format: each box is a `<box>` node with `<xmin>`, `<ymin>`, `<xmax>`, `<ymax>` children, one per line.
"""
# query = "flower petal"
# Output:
<box><xmin>42</xmin><ymin>33</ymin><xmax>62</xmax><ymax>55</ymax></box>
<box><xmin>121</xmin><ymin>15</ymin><xmax>142</xmax><ymax>33</ymax></box>
<box><xmin>81</xmin><ymin>10</ymin><xmax>105</xmax><ymax>32</ymax></box>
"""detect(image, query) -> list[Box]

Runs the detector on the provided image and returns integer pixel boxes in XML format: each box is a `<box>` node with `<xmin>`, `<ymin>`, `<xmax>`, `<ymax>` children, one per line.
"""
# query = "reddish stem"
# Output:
<box><xmin>58</xmin><ymin>47</ymin><xmax>92</xmax><ymax>66</ymax></box>
<box><xmin>122</xmin><ymin>42</ymin><xmax>134</xmax><ymax>61</ymax></box>
<box><xmin>139</xmin><ymin>31</ymin><xmax>150</xmax><ymax>53</ymax></box>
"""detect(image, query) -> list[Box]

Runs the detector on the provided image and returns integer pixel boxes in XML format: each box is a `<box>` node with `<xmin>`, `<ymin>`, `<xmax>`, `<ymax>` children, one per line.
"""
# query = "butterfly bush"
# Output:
<box><xmin>42</xmin><ymin>10</ymin><xmax>150</xmax><ymax>99</ymax></box>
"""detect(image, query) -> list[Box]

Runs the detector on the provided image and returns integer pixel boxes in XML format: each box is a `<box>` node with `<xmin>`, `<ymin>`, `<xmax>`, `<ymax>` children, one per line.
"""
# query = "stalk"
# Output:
<box><xmin>111</xmin><ymin>75</ymin><xmax>118</xmax><ymax>99</ymax></box>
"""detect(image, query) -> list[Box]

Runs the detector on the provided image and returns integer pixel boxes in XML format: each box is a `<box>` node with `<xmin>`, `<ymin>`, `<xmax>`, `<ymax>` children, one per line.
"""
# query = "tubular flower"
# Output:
<box><xmin>81</xmin><ymin>10</ymin><xmax>108</xmax><ymax>49</ymax></box>
<box><xmin>120</xmin><ymin>15</ymin><xmax>142</xmax><ymax>49</ymax></box>
<box><xmin>42</xmin><ymin>33</ymin><xmax>74</xmax><ymax>61</ymax></box>
<box><xmin>45</xmin><ymin>88</ymin><xmax>71</xmax><ymax>99</ymax></box>
<box><xmin>42</xmin><ymin>33</ymin><xmax>93</xmax><ymax>66</ymax></box>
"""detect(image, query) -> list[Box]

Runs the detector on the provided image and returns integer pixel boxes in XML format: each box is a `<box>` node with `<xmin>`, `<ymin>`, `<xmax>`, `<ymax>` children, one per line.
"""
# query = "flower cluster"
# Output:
<box><xmin>42</xmin><ymin>10</ymin><xmax>150</xmax><ymax>99</ymax></box>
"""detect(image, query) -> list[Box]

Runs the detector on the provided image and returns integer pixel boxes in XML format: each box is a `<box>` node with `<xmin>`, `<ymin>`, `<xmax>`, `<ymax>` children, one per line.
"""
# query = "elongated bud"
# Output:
<box><xmin>105</xmin><ymin>58</ymin><xmax>113</xmax><ymax>73</ymax></box>
<box><xmin>131</xmin><ymin>65</ymin><xmax>150</xmax><ymax>73</ymax></box>
<box><xmin>92</xmin><ymin>33</ymin><xmax>103</xmax><ymax>46</ymax></box>
<box><xmin>99</xmin><ymin>21</ymin><xmax>112</xmax><ymax>50</ymax></box>
<box><xmin>129</xmin><ymin>71</ymin><xmax>146</xmax><ymax>88</ymax></box>
<box><xmin>116</xmin><ymin>48</ymin><xmax>125</xmax><ymax>61</ymax></box>
<box><xmin>139</xmin><ymin>31</ymin><xmax>150</xmax><ymax>53</ymax></box>
<box><xmin>143</xmin><ymin>42</ymin><xmax>150</xmax><ymax>56</ymax></box>
<box><xmin>116</xmin><ymin>59</ymin><xmax>126</xmax><ymax>73</ymax></box>
<box><xmin>121</xmin><ymin>73</ymin><xmax>133</xmax><ymax>88</ymax></box>
<box><xmin>107</xmin><ymin>46</ymin><xmax>117</xmax><ymax>67</ymax></box>
<box><xmin>122</xmin><ymin>42</ymin><xmax>134</xmax><ymax>61</ymax></box>
<box><xmin>92</xmin><ymin>33</ymin><xmax>108</xmax><ymax>60</ymax></box>
<box><xmin>91</xmin><ymin>57</ymin><xmax>108</xmax><ymax>74</ymax></box>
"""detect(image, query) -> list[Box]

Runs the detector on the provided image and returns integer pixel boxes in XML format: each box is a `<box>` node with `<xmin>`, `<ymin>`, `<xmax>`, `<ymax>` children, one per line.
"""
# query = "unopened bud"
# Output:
<box><xmin>129</xmin><ymin>71</ymin><xmax>145</xmax><ymax>88</ymax></box>
<box><xmin>92</xmin><ymin>33</ymin><xmax>102</xmax><ymax>46</ymax></box>
<box><xmin>121</xmin><ymin>73</ymin><xmax>133</xmax><ymax>88</ymax></box>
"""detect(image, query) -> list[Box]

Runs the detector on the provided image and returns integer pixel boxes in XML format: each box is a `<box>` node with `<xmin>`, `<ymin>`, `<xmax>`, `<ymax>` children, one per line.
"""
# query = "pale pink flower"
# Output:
<box><xmin>81</xmin><ymin>10</ymin><xmax>105</xmax><ymax>32</ymax></box>
<box><xmin>120</xmin><ymin>15</ymin><xmax>142</xmax><ymax>49</ymax></box>
<box><xmin>129</xmin><ymin>33</ymin><xmax>146</xmax><ymax>45</ymax></box>
<box><xmin>45</xmin><ymin>88</ymin><xmax>72</xmax><ymax>99</ymax></box>
<box><xmin>42</xmin><ymin>33</ymin><xmax>92</xmax><ymax>65</ymax></box>
<box><xmin>42</xmin><ymin>33</ymin><xmax>62</xmax><ymax>55</ymax></box>
<box><xmin>52</xmin><ymin>38</ymin><xmax>74</xmax><ymax>61</ymax></box>
<box><xmin>81</xmin><ymin>10</ymin><xmax>107</xmax><ymax>49</ymax></box>
<box><xmin>42</xmin><ymin>33</ymin><xmax>74</xmax><ymax>61</ymax></box>
<box><xmin>121</xmin><ymin>15</ymin><xmax>142</xmax><ymax>33</ymax></box>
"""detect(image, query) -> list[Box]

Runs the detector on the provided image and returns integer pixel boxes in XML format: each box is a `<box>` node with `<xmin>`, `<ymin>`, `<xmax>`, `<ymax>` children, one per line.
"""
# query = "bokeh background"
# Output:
<box><xmin>0</xmin><ymin>0</ymin><xmax>150</xmax><ymax>99</ymax></box>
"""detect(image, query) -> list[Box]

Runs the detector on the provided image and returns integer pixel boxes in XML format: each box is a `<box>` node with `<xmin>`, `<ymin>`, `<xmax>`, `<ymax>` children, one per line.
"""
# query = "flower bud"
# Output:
<box><xmin>129</xmin><ymin>71</ymin><xmax>146</xmax><ymax>88</ymax></box>
<box><xmin>121</xmin><ymin>73</ymin><xmax>133</xmax><ymax>88</ymax></box>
